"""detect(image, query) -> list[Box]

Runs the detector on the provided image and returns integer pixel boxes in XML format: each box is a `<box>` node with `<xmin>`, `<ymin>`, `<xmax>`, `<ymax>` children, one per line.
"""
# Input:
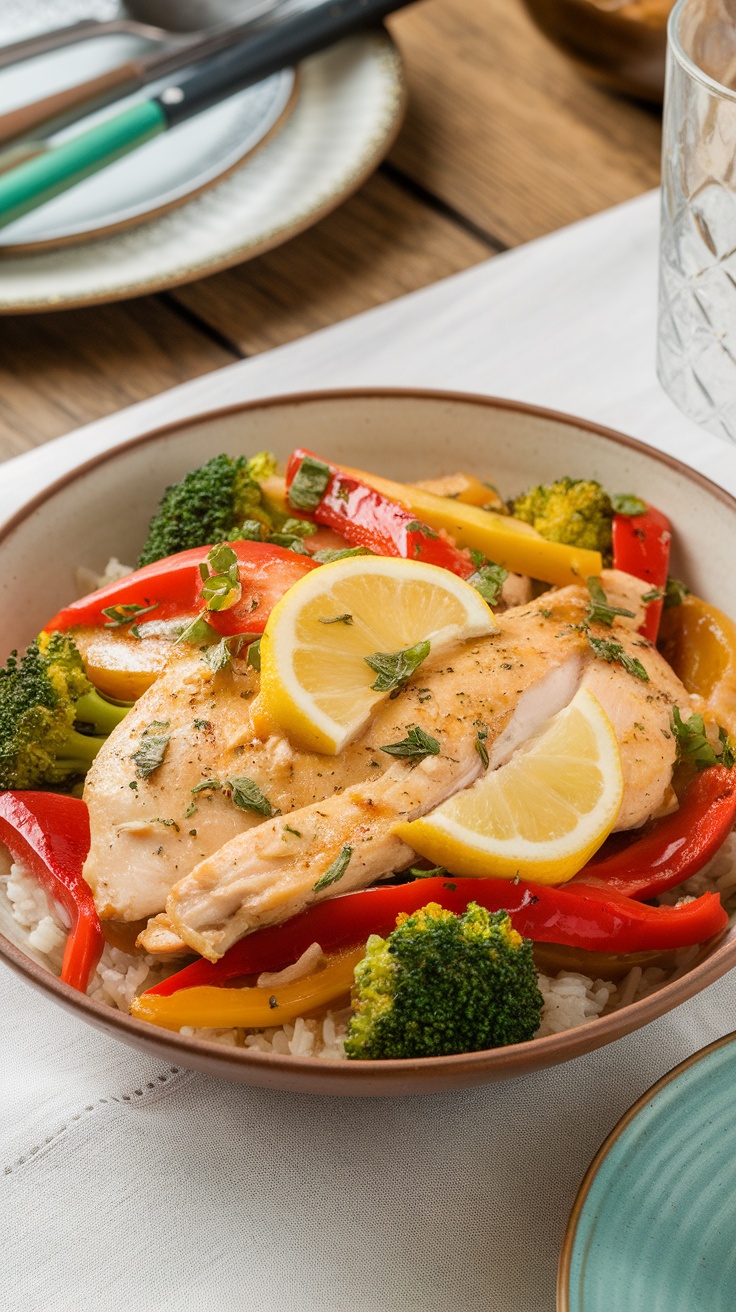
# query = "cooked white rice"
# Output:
<box><xmin>3</xmin><ymin>830</ymin><xmax>734</xmax><ymax>1058</ymax></box>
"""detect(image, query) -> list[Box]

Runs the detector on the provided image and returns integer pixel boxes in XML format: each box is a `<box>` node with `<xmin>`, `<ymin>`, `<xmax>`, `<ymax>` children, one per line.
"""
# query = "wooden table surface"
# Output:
<box><xmin>0</xmin><ymin>0</ymin><xmax>662</xmax><ymax>463</ymax></box>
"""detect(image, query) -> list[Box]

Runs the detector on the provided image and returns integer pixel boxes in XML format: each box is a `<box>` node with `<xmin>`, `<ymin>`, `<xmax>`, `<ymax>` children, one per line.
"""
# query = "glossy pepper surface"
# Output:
<box><xmin>142</xmin><ymin>875</ymin><xmax>727</xmax><ymax>999</ymax></box>
<box><xmin>612</xmin><ymin>503</ymin><xmax>671</xmax><ymax>642</ymax></box>
<box><xmin>574</xmin><ymin>766</ymin><xmax>736</xmax><ymax>900</ymax></box>
<box><xmin>0</xmin><ymin>791</ymin><xmax>100</xmax><ymax>991</ymax></box>
<box><xmin>285</xmin><ymin>448</ymin><xmax>475</xmax><ymax>577</ymax></box>
<box><xmin>43</xmin><ymin>541</ymin><xmax>317</xmax><ymax>637</ymax></box>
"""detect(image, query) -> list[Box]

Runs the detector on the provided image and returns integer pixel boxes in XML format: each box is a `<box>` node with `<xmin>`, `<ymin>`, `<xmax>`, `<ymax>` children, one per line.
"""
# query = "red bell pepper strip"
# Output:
<box><xmin>143</xmin><ymin>876</ymin><xmax>726</xmax><ymax>998</ymax></box>
<box><xmin>43</xmin><ymin>541</ymin><xmax>318</xmax><ymax>637</ymax></box>
<box><xmin>573</xmin><ymin>765</ymin><xmax>736</xmax><ymax>900</ymax></box>
<box><xmin>612</xmin><ymin>503</ymin><xmax>671</xmax><ymax>643</ymax></box>
<box><xmin>0</xmin><ymin>791</ymin><xmax>101</xmax><ymax>991</ymax></box>
<box><xmin>285</xmin><ymin>448</ymin><xmax>475</xmax><ymax>578</ymax></box>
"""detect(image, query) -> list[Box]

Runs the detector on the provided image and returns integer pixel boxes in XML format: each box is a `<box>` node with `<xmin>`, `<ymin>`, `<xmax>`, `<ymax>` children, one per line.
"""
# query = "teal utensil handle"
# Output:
<box><xmin>0</xmin><ymin>100</ymin><xmax>166</xmax><ymax>231</ymax></box>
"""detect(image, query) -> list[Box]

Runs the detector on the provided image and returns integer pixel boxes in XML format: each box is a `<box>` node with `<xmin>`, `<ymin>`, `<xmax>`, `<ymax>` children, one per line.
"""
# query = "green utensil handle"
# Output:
<box><xmin>0</xmin><ymin>100</ymin><xmax>166</xmax><ymax>232</ymax></box>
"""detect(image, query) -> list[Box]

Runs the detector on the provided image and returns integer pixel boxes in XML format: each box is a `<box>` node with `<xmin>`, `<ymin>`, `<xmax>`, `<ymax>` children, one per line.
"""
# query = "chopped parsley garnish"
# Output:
<box><xmin>539</xmin><ymin>607</ymin><xmax>552</xmax><ymax>619</ymax></box>
<box><xmin>246</xmin><ymin>637</ymin><xmax>261</xmax><ymax>672</ymax></box>
<box><xmin>672</xmin><ymin>707</ymin><xmax>735</xmax><ymax>771</ymax></box>
<box><xmin>129</xmin><ymin>780</ymin><xmax>138</xmax><ymax>791</ymax></box>
<box><xmin>283</xmin><ymin>824</ymin><xmax>302</xmax><ymax>838</ymax></box>
<box><xmin>313</xmin><ymin>844</ymin><xmax>352</xmax><ymax>891</ymax></box>
<box><xmin>176</xmin><ymin>615</ymin><xmax>221</xmax><ymax>646</ymax></box>
<box><xmin>467</xmin><ymin>554</ymin><xmax>509</xmax><ymax>607</ymax></box>
<box><xmin>312</xmin><ymin>546</ymin><xmax>374</xmax><ymax>564</ymax></box>
<box><xmin>185</xmin><ymin>800</ymin><xmax>197</xmax><ymax>819</ymax></box>
<box><xmin>202</xmin><ymin>636</ymin><xmax>234</xmax><ymax>673</ymax></box>
<box><xmin>190</xmin><ymin>774</ymin><xmax>277</xmax><ymax>816</ymax></box>
<box><xmin>102</xmin><ymin>601</ymin><xmax>158</xmax><ymax>628</ymax></box>
<box><xmin>150</xmin><ymin>817</ymin><xmax>180</xmax><ymax>832</ymax></box>
<box><xmin>200</xmin><ymin>543</ymin><xmax>242</xmax><ymax>612</ymax></box>
<box><xmin>641</xmin><ymin>588</ymin><xmax>663</xmax><ymax>603</ymax></box>
<box><xmin>281</xmin><ymin>518</ymin><xmax>317</xmax><ymax>539</ymax></box>
<box><xmin>226</xmin><ymin>776</ymin><xmax>277</xmax><ymax>817</ymax></box>
<box><xmin>406</xmin><ymin>520</ymin><xmax>439</xmax><ymax>539</ymax></box>
<box><xmin>586</xmin><ymin>577</ymin><xmax>635</xmax><ymax>627</ymax></box>
<box><xmin>288</xmin><ymin>456</ymin><xmax>331</xmax><ymax>511</ymax></box>
<box><xmin>365</xmin><ymin>639</ymin><xmax>431</xmax><ymax>696</ymax></box>
<box><xmin>475</xmin><ymin>722</ymin><xmax>489</xmax><ymax>769</ymax></box>
<box><xmin>131</xmin><ymin>721</ymin><xmax>170</xmax><ymax>779</ymax></box>
<box><xmin>664</xmin><ymin>577</ymin><xmax>690</xmax><ymax>609</ymax></box>
<box><xmin>587</xmin><ymin>634</ymin><xmax>649</xmax><ymax>681</ymax></box>
<box><xmin>319</xmin><ymin>613</ymin><xmax>354</xmax><ymax>625</ymax></box>
<box><xmin>408</xmin><ymin>865</ymin><xmax>448</xmax><ymax>879</ymax></box>
<box><xmin>193</xmin><ymin>719</ymin><xmax>211</xmax><ymax>731</ymax></box>
<box><xmin>380</xmin><ymin>725</ymin><xmax>440</xmax><ymax>760</ymax></box>
<box><xmin>611</xmin><ymin>493</ymin><xmax>647</xmax><ymax>517</ymax></box>
<box><xmin>191</xmin><ymin>779</ymin><xmax>222</xmax><ymax>795</ymax></box>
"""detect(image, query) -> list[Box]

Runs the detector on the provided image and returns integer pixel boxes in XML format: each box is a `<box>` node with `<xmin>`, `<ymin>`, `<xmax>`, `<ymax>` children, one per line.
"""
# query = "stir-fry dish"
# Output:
<box><xmin>2</xmin><ymin>451</ymin><xmax>736</xmax><ymax>1061</ymax></box>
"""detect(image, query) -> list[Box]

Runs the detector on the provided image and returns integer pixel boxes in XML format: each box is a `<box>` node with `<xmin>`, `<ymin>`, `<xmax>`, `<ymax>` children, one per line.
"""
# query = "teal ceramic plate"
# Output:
<box><xmin>559</xmin><ymin>1031</ymin><xmax>736</xmax><ymax>1311</ymax></box>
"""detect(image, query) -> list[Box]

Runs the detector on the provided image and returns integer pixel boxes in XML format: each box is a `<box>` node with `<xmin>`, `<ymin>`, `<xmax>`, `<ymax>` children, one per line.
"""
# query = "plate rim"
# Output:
<box><xmin>2</xmin><ymin>385</ymin><xmax>736</xmax><ymax>1095</ymax></box>
<box><xmin>0</xmin><ymin>30</ymin><xmax>407</xmax><ymax>313</ymax></box>
<box><xmin>557</xmin><ymin>1028</ymin><xmax>736</xmax><ymax>1311</ymax></box>
<box><xmin>0</xmin><ymin>67</ymin><xmax>300</xmax><ymax>254</ymax></box>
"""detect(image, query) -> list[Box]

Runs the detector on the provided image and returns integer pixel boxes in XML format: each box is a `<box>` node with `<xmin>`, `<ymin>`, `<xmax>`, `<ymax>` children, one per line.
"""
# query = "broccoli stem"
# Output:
<box><xmin>56</xmin><ymin>727</ymin><xmax>109</xmax><ymax>776</ymax></box>
<box><xmin>75</xmin><ymin>689</ymin><xmax>131</xmax><ymax>735</ymax></box>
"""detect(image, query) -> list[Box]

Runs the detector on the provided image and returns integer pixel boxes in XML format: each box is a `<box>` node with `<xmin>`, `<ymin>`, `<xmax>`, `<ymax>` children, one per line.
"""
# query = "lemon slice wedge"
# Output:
<box><xmin>254</xmin><ymin>556</ymin><xmax>497</xmax><ymax>754</ymax></box>
<box><xmin>395</xmin><ymin>687</ymin><xmax>623</xmax><ymax>885</ymax></box>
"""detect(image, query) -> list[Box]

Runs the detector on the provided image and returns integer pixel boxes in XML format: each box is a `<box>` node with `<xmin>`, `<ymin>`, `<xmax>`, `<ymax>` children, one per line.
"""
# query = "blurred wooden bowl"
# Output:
<box><xmin>520</xmin><ymin>0</ymin><xmax>671</xmax><ymax>102</ymax></box>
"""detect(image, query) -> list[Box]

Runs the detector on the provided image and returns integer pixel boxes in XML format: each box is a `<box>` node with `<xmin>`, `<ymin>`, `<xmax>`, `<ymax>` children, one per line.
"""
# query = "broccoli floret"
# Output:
<box><xmin>510</xmin><ymin>477</ymin><xmax>613</xmax><ymax>560</ymax></box>
<box><xmin>345</xmin><ymin>901</ymin><xmax>543</xmax><ymax>1060</ymax></box>
<box><xmin>0</xmin><ymin>631</ymin><xmax>130</xmax><ymax>790</ymax></box>
<box><xmin>137</xmin><ymin>453</ymin><xmax>278</xmax><ymax>567</ymax></box>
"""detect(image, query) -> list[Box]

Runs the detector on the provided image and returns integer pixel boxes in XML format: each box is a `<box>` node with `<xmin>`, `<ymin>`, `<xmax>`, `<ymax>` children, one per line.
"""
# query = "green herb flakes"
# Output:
<box><xmin>672</xmin><ymin>707</ymin><xmax>735</xmax><ymax>771</ymax></box>
<box><xmin>226</xmin><ymin>776</ymin><xmax>277</xmax><ymax>817</ymax></box>
<box><xmin>365</xmin><ymin>639</ymin><xmax>431</xmax><ymax>696</ymax></box>
<box><xmin>408</xmin><ymin>865</ymin><xmax>448</xmax><ymax>879</ymax></box>
<box><xmin>131</xmin><ymin>721</ymin><xmax>170</xmax><ymax>779</ymax></box>
<box><xmin>102</xmin><ymin>601</ymin><xmax>158</xmax><ymax>628</ymax></box>
<box><xmin>611</xmin><ymin>493</ymin><xmax>647</xmax><ymax>517</ymax></box>
<box><xmin>288</xmin><ymin>456</ymin><xmax>332</xmax><ymax>511</ymax></box>
<box><xmin>587</xmin><ymin>634</ymin><xmax>649</xmax><ymax>681</ymax></box>
<box><xmin>664</xmin><ymin>577</ymin><xmax>690</xmax><ymax>609</ymax></box>
<box><xmin>200</xmin><ymin>543</ymin><xmax>242</xmax><ymax>613</ymax></box>
<box><xmin>246</xmin><ymin>637</ymin><xmax>261</xmax><ymax>672</ymax></box>
<box><xmin>312</xmin><ymin>546</ymin><xmax>374</xmax><ymax>564</ymax></box>
<box><xmin>475</xmin><ymin>722</ymin><xmax>489</xmax><ymax>769</ymax></box>
<box><xmin>380</xmin><ymin>725</ymin><xmax>440</xmax><ymax>760</ymax></box>
<box><xmin>586</xmin><ymin>577</ymin><xmax>635</xmax><ymax>628</ymax></box>
<box><xmin>313</xmin><ymin>844</ymin><xmax>352</xmax><ymax>892</ymax></box>
<box><xmin>406</xmin><ymin>520</ymin><xmax>439</xmax><ymax>539</ymax></box>
<box><xmin>319</xmin><ymin>613</ymin><xmax>354</xmax><ymax>626</ymax></box>
<box><xmin>468</xmin><ymin>559</ymin><xmax>509</xmax><ymax>607</ymax></box>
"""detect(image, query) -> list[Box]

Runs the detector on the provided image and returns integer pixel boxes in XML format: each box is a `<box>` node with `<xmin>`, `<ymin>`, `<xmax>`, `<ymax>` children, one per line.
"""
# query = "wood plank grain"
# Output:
<box><xmin>386</xmin><ymin>0</ymin><xmax>662</xmax><ymax>246</ymax></box>
<box><xmin>0</xmin><ymin>298</ymin><xmax>235</xmax><ymax>463</ymax></box>
<box><xmin>172</xmin><ymin>169</ymin><xmax>493</xmax><ymax>355</ymax></box>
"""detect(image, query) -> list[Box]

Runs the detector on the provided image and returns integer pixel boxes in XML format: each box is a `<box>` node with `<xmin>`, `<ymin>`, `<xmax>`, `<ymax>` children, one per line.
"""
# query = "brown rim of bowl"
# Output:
<box><xmin>556</xmin><ymin>1028</ymin><xmax>736</xmax><ymax>1310</ymax></box>
<box><xmin>2</xmin><ymin>385</ymin><xmax>736</xmax><ymax>1090</ymax></box>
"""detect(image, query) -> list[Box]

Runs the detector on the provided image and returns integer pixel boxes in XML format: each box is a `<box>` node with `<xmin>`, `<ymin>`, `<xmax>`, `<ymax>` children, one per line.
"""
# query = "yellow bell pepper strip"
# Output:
<box><xmin>412</xmin><ymin>472</ymin><xmax>504</xmax><ymax>511</ymax></box>
<box><xmin>658</xmin><ymin>593</ymin><xmax>736</xmax><ymax>736</ymax></box>
<box><xmin>130</xmin><ymin>945</ymin><xmax>363</xmax><ymax>1032</ymax></box>
<box><xmin>337</xmin><ymin>461</ymin><xmax>603</xmax><ymax>586</ymax></box>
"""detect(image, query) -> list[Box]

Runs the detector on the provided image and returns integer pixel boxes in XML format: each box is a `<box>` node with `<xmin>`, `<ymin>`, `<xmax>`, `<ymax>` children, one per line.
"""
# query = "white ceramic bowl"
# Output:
<box><xmin>1</xmin><ymin>389</ymin><xmax>734</xmax><ymax>1096</ymax></box>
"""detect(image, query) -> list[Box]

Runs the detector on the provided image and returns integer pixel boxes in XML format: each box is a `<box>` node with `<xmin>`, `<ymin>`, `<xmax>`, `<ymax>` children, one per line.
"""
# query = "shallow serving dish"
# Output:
<box><xmin>1</xmin><ymin>387</ymin><xmax>735</xmax><ymax>1096</ymax></box>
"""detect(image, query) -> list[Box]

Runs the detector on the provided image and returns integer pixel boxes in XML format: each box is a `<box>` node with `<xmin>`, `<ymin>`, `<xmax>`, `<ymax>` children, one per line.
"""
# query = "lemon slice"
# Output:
<box><xmin>254</xmin><ymin>556</ymin><xmax>497</xmax><ymax>753</ymax></box>
<box><xmin>395</xmin><ymin>687</ymin><xmax>623</xmax><ymax>885</ymax></box>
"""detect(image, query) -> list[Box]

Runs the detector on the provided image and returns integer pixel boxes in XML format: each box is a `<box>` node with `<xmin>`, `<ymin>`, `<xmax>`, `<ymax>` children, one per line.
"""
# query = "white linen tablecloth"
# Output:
<box><xmin>3</xmin><ymin>189</ymin><xmax>736</xmax><ymax>1312</ymax></box>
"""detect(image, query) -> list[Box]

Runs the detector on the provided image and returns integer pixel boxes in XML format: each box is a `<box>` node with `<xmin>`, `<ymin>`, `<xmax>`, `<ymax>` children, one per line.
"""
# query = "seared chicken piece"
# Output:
<box><xmin>165</xmin><ymin>570</ymin><xmax>694</xmax><ymax>959</ymax></box>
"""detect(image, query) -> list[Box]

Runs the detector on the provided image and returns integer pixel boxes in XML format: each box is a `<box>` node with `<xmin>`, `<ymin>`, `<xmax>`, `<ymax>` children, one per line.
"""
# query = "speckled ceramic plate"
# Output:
<box><xmin>559</xmin><ymin>1031</ymin><xmax>736</xmax><ymax>1311</ymax></box>
<box><xmin>0</xmin><ymin>24</ymin><xmax>405</xmax><ymax>309</ymax></box>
